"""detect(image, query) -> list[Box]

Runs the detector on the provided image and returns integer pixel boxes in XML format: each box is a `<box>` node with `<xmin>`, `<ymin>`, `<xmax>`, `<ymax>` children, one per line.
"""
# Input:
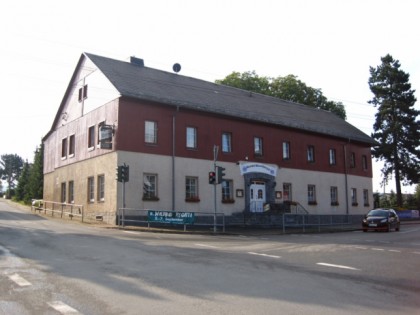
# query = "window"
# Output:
<box><xmin>222</xmin><ymin>180</ymin><xmax>234</xmax><ymax>202</ymax></box>
<box><xmin>88</xmin><ymin>126</ymin><xmax>95</xmax><ymax>149</ymax></box>
<box><xmin>61</xmin><ymin>138</ymin><xmax>67</xmax><ymax>158</ymax></box>
<box><xmin>282</xmin><ymin>142</ymin><xmax>290</xmax><ymax>160</ymax></box>
<box><xmin>330</xmin><ymin>186</ymin><xmax>338</xmax><ymax>205</ymax></box>
<box><xmin>329</xmin><ymin>149</ymin><xmax>336</xmax><ymax>165</ymax></box>
<box><xmin>145</xmin><ymin>121</ymin><xmax>157</xmax><ymax>144</ymax></box>
<box><xmin>143</xmin><ymin>174</ymin><xmax>158</xmax><ymax>200</ymax></box>
<box><xmin>362</xmin><ymin>155</ymin><xmax>368</xmax><ymax>170</ymax></box>
<box><xmin>222</xmin><ymin>132</ymin><xmax>232</xmax><ymax>153</ymax></box>
<box><xmin>61</xmin><ymin>182</ymin><xmax>66</xmax><ymax>203</ymax></box>
<box><xmin>307</xmin><ymin>145</ymin><xmax>315</xmax><ymax>162</ymax></box>
<box><xmin>186</xmin><ymin>127</ymin><xmax>197</xmax><ymax>149</ymax></box>
<box><xmin>69</xmin><ymin>134</ymin><xmax>75</xmax><ymax>156</ymax></box>
<box><xmin>363</xmin><ymin>189</ymin><xmax>369</xmax><ymax>206</ymax></box>
<box><xmin>78</xmin><ymin>84</ymin><xmax>88</xmax><ymax>102</ymax></box>
<box><xmin>254</xmin><ymin>137</ymin><xmax>263</xmax><ymax>156</ymax></box>
<box><xmin>283</xmin><ymin>183</ymin><xmax>292</xmax><ymax>201</ymax></box>
<box><xmin>350</xmin><ymin>152</ymin><xmax>356</xmax><ymax>168</ymax></box>
<box><xmin>351</xmin><ymin>188</ymin><xmax>358</xmax><ymax>206</ymax></box>
<box><xmin>308</xmin><ymin>185</ymin><xmax>317</xmax><ymax>205</ymax></box>
<box><xmin>68</xmin><ymin>181</ymin><xmax>74</xmax><ymax>204</ymax></box>
<box><xmin>98</xmin><ymin>175</ymin><xmax>105</xmax><ymax>202</ymax></box>
<box><xmin>88</xmin><ymin>177</ymin><xmax>95</xmax><ymax>203</ymax></box>
<box><xmin>185</xmin><ymin>177</ymin><xmax>199</xmax><ymax>201</ymax></box>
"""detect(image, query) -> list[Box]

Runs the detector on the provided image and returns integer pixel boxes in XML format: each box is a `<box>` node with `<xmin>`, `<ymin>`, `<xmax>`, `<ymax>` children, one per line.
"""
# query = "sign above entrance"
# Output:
<box><xmin>240</xmin><ymin>163</ymin><xmax>278</xmax><ymax>176</ymax></box>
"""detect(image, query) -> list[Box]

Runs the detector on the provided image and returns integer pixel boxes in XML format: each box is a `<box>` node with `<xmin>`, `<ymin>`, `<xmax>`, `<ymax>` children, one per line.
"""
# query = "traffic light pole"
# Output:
<box><xmin>213</xmin><ymin>145</ymin><xmax>218</xmax><ymax>233</ymax></box>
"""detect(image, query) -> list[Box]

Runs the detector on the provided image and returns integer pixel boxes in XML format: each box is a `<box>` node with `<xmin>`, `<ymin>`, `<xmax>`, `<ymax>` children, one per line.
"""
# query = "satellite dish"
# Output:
<box><xmin>173</xmin><ymin>63</ymin><xmax>181</xmax><ymax>73</ymax></box>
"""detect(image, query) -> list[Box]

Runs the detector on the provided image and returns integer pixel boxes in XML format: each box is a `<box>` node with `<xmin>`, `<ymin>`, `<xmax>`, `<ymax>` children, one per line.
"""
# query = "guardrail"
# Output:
<box><xmin>118</xmin><ymin>208</ymin><xmax>225</xmax><ymax>232</ymax></box>
<box><xmin>282</xmin><ymin>214</ymin><xmax>363</xmax><ymax>233</ymax></box>
<box><xmin>31</xmin><ymin>200</ymin><xmax>84</xmax><ymax>222</ymax></box>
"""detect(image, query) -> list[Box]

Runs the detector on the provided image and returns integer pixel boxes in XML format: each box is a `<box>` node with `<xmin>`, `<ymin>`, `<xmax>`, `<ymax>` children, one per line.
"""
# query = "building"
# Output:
<box><xmin>43</xmin><ymin>53</ymin><xmax>376</xmax><ymax>224</ymax></box>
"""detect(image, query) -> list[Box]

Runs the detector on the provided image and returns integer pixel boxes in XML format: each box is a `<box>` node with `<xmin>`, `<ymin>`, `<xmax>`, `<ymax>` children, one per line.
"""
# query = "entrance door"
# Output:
<box><xmin>250</xmin><ymin>182</ymin><xmax>266</xmax><ymax>212</ymax></box>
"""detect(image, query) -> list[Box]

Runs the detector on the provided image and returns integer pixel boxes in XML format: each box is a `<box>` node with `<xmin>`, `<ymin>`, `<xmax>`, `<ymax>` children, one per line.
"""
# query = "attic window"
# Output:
<box><xmin>78</xmin><ymin>84</ymin><xmax>88</xmax><ymax>102</ymax></box>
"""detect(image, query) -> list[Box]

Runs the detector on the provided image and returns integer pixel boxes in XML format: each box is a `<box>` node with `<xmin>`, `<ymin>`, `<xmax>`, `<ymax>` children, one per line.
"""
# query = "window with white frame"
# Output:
<box><xmin>283</xmin><ymin>183</ymin><xmax>292</xmax><ymax>201</ymax></box>
<box><xmin>98</xmin><ymin>175</ymin><xmax>105</xmax><ymax>202</ymax></box>
<box><xmin>221</xmin><ymin>180</ymin><xmax>233</xmax><ymax>202</ymax></box>
<box><xmin>351</xmin><ymin>188</ymin><xmax>358</xmax><ymax>205</ymax></box>
<box><xmin>88</xmin><ymin>126</ymin><xmax>95</xmax><ymax>149</ymax></box>
<box><xmin>350</xmin><ymin>152</ymin><xmax>356</xmax><ymax>168</ymax></box>
<box><xmin>254</xmin><ymin>137</ymin><xmax>263</xmax><ymax>156</ymax></box>
<box><xmin>362</xmin><ymin>155</ymin><xmax>368</xmax><ymax>170</ymax></box>
<box><xmin>143</xmin><ymin>174</ymin><xmax>158</xmax><ymax>200</ymax></box>
<box><xmin>88</xmin><ymin>177</ymin><xmax>95</xmax><ymax>203</ymax></box>
<box><xmin>185</xmin><ymin>177</ymin><xmax>199</xmax><ymax>200</ymax></box>
<box><xmin>283</xmin><ymin>141</ymin><xmax>290</xmax><ymax>160</ymax></box>
<box><xmin>222</xmin><ymin>132</ymin><xmax>232</xmax><ymax>153</ymax></box>
<box><xmin>363</xmin><ymin>189</ymin><xmax>369</xmax><ymax>206</ymax></box>
<box><xmin>308</xmin><ymin>185</ymin><xmax>317</xmax><ymax>204</ymax></box>
<box><xmin>330</xmin><ymin>186</ymin><xmax>338</xmax><ymax>205</ymax></box>
<box><xmin>78</xmin><ymin>84</ymin><xmax>88</xmax><ymax>102</ymax></box>
<box><xmin>61</xmin><ymin>182</ymin><xmax>66</xmax><ymax>203</ymax></box>
<box><xmin>307</xmin><ymin>145</ymin><xmax>315</xmax><ymax>162</ymax></box>
<box><xmin>69</xmin><ymin>134</ymin><xmax>75</xmax><ymax>156</ymax></box>
<box><xmin>145</xmin><ymin>120</ymin><xmax>157</xmax><ymax>144</ymax></box>
<box><xmin>186</xmin><ymin>127</ymin><xmax>197</xmax><ymax>149</ymax></box>
<box><xmin>329</xmin><ymin>149</ymin><xmax>336</xmax><ymax>165</ymax></box>
<box><xmin>68</xmin><ymin>180</ymin><xmax>74</xmax><ymax>204</ymax></box>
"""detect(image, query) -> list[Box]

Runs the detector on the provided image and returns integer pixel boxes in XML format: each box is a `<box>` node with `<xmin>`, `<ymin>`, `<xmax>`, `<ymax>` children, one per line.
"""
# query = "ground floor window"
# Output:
<box><xmin>143</xmin><ymin>174</ymin><xmax>158</xmax><ymax>200</ymax></box>
<box><xmin>330</xmin><ymin>186</ymin><xmax>338</xmax><ymax>205</ymax></box>
<box><xmin>185</xmin><ymin>177</ymin><xmax>199</xmax><ymax>201</ymax></box>
<box><xmin>308</xmin><ymin>185</ymin><xmax>317</xmax><ymax>205</ymax></box>
<box><xmin>98</xmin><ymin>175</ymin><xmax>105</xmax><ymax>202</ymax></box>
<box><xmin>88</xmin><ymin>177</ymin><xmax>95</xmax><ymax>203</ymax></box>
<box><xmin>363</xmin><ymin>189</ymin><xmax>369</xmax><ymax>207</ymax></box>
<box><xmin>283</xmin><ymin>183</ymin><xmax>292</xmax><ymax>201</ymax></box>
<box><xmin>61</xmin><ymin>182</ymin><xmax>66</xmax><ymax>203</ymax></box>
<box><xmin>221</xmin><ymin>180</ymin><xmax>234</xmax><ymax>202</ymax></box>
<box><xmin>68</xmin><ymin>181</ymin><xmax>74</xmax><ymax>203</ymax></box>
<box><xmin>351</xmin><ymin>188</ymin><xmax>358</xmax><ymax>206</ymax></box>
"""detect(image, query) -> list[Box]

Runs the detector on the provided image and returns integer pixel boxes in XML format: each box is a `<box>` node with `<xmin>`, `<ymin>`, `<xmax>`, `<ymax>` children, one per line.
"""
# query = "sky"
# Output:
<box><xmin>1</xmin><ymin>0</ymin><xmax>419</xmax><ymax>194</ymax></box>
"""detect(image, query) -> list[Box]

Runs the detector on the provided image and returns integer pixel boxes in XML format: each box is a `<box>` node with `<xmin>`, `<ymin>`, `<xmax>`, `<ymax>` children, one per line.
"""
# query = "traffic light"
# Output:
<box><xmin>121</xmin><ymin>164</ymin><xmax>129</xmax><ymax>182</ymax></box>
<box><xmin>116</xmin><ymin>166</ymin><xmax>123</xmax><ymax>182</ymax></box>
<box><xmin>209</xmin><ymin>171</ymin><xmax>216</xmax><ymax>184</ymax></box>
<box><xmin>217</xmin><ymin>166</ymin><xmax>226</xmax><ymax>184</ymax></box>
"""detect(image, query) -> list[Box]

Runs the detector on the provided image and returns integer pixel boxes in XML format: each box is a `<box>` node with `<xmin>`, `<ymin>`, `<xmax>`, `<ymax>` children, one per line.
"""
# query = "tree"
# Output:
<box><xmin>0</xmin><ymin>154</ymin><xmax>24</xmax><ymax>198</ymax></box>
<box><xmin>27</xmin><ymin>144</ymin><xmax>44</xmax><ymax>200</ymax></box>
<box><xmin>15</xmin><ymin>161</ymin><xmax>31</xmax><ymax>203</ymax></box>
<box><xmin>216</xmin><ymin>71</ymin><xmax>347</xmax><ymax>119</ymax></box>
<box><xmin>368</xmin><ymin>54</ymin><xmax>420</xmax><ymax>207</ymax></box>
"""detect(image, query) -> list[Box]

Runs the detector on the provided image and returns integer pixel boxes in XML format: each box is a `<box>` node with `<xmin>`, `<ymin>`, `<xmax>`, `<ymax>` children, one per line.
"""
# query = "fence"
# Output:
<box><xmin>31</xmin><ymin>200</ymin><xmax>84</xmax><ymax>222</ymax></box>
<box><xmin>281</xmin><ymin>214</ymin><xmax>363</xmax><ymax>233</ymax></box>
<box><xmin>118</xmin><ymin>208</ymin><xmax>225</xmax><ymax>232</ymax></box>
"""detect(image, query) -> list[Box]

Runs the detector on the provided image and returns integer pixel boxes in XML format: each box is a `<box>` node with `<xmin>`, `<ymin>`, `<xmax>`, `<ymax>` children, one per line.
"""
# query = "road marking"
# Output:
<box><xmin>248</xmin><ymin>252</ymin><xmax>281</xmax><ymax>259</ymax></box>
<box><xmin>371</xmin><ymin>248</ymin><xmax>385</xmax><ymax>251</ymax></box>
<box><xmin>317</xmin><ymin>262</ymin><xmax>360</xmax><ymax>271</ymax></box>
<box><xmin>123</xmin><ymin>231</ymin><xmax>139</xmax><ymax>234</ymax></box>
<box><xmin>8</xmin><ymin>273</ymin><xmax>32</xmax><ymax>286</ymax></box>
<box><xmin>354</xmin><ymin>246</ymin><xmax>368</xmax><ymax>250</ymax></box>
<box><xmin>195</xmin><ymin>243</ymin><xmax>218</xmax><ymax>249</ymax></box>
<box><xmin>413</xmin><ymin>252</ymin><xmax>420</xmax><ymax>255</ymax></box>
<box><xmin>47</xmin><ymin>301</ymin><xmax>81</xmax><ymax>314</ymax></box>
<box><xmin>388</xmin><ymin>249</ymin><xmax>401</xmax><ymax>253</ymax></box>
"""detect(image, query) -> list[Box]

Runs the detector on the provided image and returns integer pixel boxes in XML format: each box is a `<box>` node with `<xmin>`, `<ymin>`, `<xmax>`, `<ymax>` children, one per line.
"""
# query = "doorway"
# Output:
<box><xmin>250</xmin><ymin>181</ymin><xmax>266</xmax><ymax>212</ymax></box>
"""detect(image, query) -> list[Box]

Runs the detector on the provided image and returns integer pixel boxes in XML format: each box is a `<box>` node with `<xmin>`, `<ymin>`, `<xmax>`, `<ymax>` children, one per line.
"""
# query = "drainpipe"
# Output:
<box><xmin>172</xmin><ymin>106</ymin><xmax>179</xmax><ymax>210</ymax></box>
<box><xmin>343</xmin><ymin>140</ymin><xmax>350</xmax><ymax>215</ymax></box>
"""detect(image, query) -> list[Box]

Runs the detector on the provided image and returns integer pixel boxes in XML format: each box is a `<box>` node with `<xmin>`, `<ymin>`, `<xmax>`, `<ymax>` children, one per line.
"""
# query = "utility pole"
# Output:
<box><xmin>213</xmin><ymin>145</ymin><xmax>218</xmax><ymax>233</ymax></box>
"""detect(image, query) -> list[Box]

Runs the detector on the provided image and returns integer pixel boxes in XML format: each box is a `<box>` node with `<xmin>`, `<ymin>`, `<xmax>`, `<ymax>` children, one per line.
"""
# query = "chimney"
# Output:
<box><xmin>130</xmin><ymin>56</ymin><xmax>144</xmax><ymax>67</ymax></box>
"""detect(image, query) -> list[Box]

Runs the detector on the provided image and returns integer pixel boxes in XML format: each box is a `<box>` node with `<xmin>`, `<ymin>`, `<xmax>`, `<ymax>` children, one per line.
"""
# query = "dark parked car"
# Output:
<box><xmin>362</xmin><ymin>208</ymin><xmax>400</xmax><ymax>232</ymax></box>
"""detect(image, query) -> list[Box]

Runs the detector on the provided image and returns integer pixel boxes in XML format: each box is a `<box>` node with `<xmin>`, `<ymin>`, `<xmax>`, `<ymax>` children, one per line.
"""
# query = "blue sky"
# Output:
<box><xmin>1</xmin><ymin>0</ymin><xmax>419</xmax><ymax>193</ymax></box>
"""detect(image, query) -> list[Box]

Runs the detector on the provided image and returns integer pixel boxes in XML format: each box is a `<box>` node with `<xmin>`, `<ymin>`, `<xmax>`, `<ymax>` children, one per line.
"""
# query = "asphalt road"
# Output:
<box><xmin>1</xmin><ymin>199</ymin><xmax>420</xmax><ymax>315</ymax></box>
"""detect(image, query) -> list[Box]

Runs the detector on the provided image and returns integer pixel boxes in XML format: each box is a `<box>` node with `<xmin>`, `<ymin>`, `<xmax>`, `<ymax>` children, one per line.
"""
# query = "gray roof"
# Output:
<box><xmin>85</xmin><ymin>53</ymin><xmax>375</xmax><ymax>145</ymax></box>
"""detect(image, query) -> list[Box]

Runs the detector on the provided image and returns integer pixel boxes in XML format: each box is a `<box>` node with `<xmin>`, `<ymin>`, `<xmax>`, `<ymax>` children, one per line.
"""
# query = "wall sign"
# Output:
<box><xmin>240</xmin><ymin>162</ymin><xmax>278</xmax><ymax>176</ymax></box>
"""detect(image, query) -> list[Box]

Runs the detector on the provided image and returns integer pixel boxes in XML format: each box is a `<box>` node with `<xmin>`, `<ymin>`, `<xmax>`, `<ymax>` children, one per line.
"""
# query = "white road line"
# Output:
<box><xmin>317</xmin><ymin>262</ymin><xmax>360</xmax><ymax>271</ymax></box>
<box><xmin>388</xmin><ymin>249</ymin><xmax>401</xmax><ymax>253</ymax></box>
<box><xmin>8</xmin><ymin>273</ymin><xmax>32</xmax><ymax>286</ymax></box>
<box><xmin>248</xmin><ymin>252</ymin><xmax>281</xmax><ymax>259</ymax></box>
<box><xmin>47</xmin><ymin>301</ymin><xmax>81</xmax><ymax>314</ymax></box>
<box><xmin>371</xmin><ymin>248</ymin><xmax>385</xmax><ymax>251</ymax></box>
<box><xmin>123</xmin><ymin>231</ymin><xmax>139</xmax><ymax>234</ymax></box>
<box><xmin>354</xmin><ymin>246</ymin><xmax>368</xmax><ymax>250</ymax></box>
<box><xmin>413</xmin><ymin>252</ymin><xmax>420</xmax><ymax>255</ymax></box>
<box><xmin>195</xmin><ymin>243</ymin><xmax>218</xmax><ymax>249</ymax></box>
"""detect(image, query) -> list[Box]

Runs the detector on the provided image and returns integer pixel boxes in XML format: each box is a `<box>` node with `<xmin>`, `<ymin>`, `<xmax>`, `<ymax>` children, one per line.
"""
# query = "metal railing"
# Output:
<box><xmin>118</xmin><ymin>208</ymin><xmax>225</xmax><ymax>232</ymax></box>
<box><xmin>31</xmin><ymin>200</ymin><xmax>84</xmax><ymax>222</ymax></box>
<box><xmin>282</xmin><ymin>214</ymin><xmax>363</xmax><ymax>233</ymax></box>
